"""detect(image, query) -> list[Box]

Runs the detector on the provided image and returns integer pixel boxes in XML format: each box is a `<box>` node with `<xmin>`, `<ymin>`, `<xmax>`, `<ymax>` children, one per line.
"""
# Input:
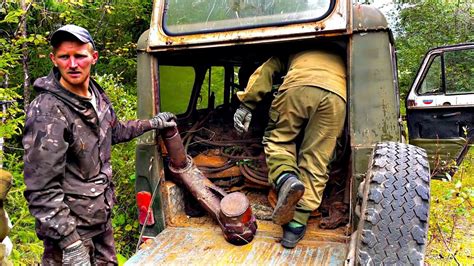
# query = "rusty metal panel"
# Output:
<box><xmin>147</xmin><ymin>0</ymin><xmax>350</xmax><ymax>51</ymax></box>
<box><xmin>126</xmin><ymin>227</ymin><xmax>348</xmax><ymax>265</ymax></box>
<box><xmin>352</xmin><ymin>4</ymin><xmax>388</xmax><ymax>32</ymax></box>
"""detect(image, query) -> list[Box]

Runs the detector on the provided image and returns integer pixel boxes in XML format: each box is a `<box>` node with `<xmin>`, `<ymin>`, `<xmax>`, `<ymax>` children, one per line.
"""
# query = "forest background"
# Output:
<box><xmin>0</xmin><ymin>0</ymin><xmax>472</xmax><ymax>264</ymax></box>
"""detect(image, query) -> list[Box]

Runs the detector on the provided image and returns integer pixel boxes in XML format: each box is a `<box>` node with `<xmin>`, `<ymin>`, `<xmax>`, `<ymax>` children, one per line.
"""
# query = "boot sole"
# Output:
<box><xmin>272</xmin><ymin>182</ymin><xmax>305</xmax><ymax>225</ymax></box>
<box><xmin>281</xmin><ymin>227</ymin><xmax>307</xmax><ymax>249</ymax></box>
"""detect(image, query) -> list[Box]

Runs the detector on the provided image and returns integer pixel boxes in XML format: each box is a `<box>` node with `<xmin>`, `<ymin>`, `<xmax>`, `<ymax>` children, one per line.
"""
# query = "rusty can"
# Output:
<box><xmin>219</xmin><ymin>192</ymin><xmax>257</xmax><ymax>245</ymax></box>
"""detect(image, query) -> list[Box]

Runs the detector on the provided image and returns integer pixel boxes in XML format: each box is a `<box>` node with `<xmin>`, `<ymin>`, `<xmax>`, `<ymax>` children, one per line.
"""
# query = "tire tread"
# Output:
<box><xmin>356</xmin><ymin>142</ymin><xmax>430</xmax><ymax>265</ymax></box>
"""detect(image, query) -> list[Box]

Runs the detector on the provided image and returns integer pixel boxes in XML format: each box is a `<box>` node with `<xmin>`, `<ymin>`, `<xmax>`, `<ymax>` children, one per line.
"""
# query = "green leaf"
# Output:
<box><xmin>115</xmin><ymin>213</ymin><xmax>126</xmax><ymax>226</ymax></box>
<box><xmin>1</xmin><ymin>9</ymin><xmax>22</xmax><ymax>24</ymax></box>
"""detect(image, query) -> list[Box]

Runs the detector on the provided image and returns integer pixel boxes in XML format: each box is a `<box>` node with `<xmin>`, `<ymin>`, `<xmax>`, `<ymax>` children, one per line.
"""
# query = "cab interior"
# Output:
<box><xmin>156</xmin><ymin>38</ymin><xmax>352</xmax><ymax>243</ymax></box>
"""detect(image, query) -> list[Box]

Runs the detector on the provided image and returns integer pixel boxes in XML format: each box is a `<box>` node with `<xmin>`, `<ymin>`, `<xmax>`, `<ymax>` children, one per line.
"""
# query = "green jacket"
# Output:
<box><xmin>237</xmin><ymin>49</ymin><xmax>346</xmax><ymax>110</ymax></box>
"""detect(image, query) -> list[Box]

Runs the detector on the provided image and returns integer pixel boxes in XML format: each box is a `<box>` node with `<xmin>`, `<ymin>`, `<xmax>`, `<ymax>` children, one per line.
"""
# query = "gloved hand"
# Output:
<box><xmin>233</xmin><ymin>105</ymin><xmax>252</xmax><ymax>134</ymax></box>
<box><xmin>149</xmin><ymin>112</ymin><xmax>177</xmax><ymax>130</ymax></box>
<box><xmin>62</xmin><ymin>241</ymin><xmax>91</xmax><ymax>266</ymax></box>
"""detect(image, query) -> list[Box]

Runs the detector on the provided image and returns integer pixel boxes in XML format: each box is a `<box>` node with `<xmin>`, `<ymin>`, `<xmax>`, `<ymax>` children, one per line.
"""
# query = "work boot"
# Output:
<box><xmin>281</xmin><ymin>222</ymin><xmax>307</xmax><ymax>249</ymax></box>
<box><xmin>272</xmin><ymin>173</ymin><xmax>305</xmax><ymax>225</ymax></box>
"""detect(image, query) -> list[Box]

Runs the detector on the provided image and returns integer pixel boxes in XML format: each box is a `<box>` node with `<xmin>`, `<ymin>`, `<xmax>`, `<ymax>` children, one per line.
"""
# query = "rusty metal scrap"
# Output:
<box><xmin>319</xmin><ymin>201</ymin><xmax>349</xmax><ymax>229</ymax></box>
<box><xmin>174</xmin><ymin>109</ymin><xmax>350</xmax><ymax>232</ymax></box>
<box><xmin>161</xmin><ymin>126</ymin><xmax>257</xmax><ymax>245</ymax></box>
<box><xmin>181</xmin><ymin>116</ymin><xmax>270</xmax><ymax>190</ymax></box>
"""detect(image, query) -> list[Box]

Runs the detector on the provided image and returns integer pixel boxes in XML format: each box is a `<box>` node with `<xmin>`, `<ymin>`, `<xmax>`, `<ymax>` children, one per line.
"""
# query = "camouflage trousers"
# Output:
<box><xmin>263</xmin><ymin>86</ymin><xmax>346</xmax><ymax>224</ymax></box>
<box><xmin>42</xmin><ymin>226</ymin><xmax>117</xmax><ymax>266</ymax></box>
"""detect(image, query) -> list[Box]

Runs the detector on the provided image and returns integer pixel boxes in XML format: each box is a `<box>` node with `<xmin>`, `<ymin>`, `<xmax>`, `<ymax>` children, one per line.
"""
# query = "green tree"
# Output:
<box><xmin>394</xmin><ymin>0</ymin><xmax>473</xmax><ymax>99</ymax></box>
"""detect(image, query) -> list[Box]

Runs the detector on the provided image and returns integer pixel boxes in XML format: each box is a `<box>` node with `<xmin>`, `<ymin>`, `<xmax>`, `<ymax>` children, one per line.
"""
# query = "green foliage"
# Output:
<box><xmin>0</xmin><ymin>88</ymin><xmax>23</xmax><ymax>140</ymax></box>
<box><xmin>4</xmin><ymin>153</ymin><xmax>42</xmax><ymax>264</ymax></box>
<box><xmin>427</xmin><ymin>149</ymin><xmax>474</xmax><ymax>264</ymax></box>
<box><xmin>1</xmin><ymin>0</ymin><xmax>152</xmax><ymax>93</ymax></box>
<box><xmin>395</xmin><ymin>1</ymin><xmax>474</xmax><ymax>99</ymax></box>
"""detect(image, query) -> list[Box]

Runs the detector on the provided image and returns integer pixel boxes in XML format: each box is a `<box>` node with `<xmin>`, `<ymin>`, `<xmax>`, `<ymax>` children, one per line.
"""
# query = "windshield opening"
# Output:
<box><xmin>163</xmin><ymin>0</ymin><xmax>335</xmax><ymax>35</ymax></box>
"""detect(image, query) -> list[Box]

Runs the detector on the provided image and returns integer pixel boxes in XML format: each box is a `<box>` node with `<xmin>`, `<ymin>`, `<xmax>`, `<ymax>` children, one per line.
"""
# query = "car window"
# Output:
<box><xmin>445</xmin><ymin>48</ymin><xmax>474</xmax><ymax>95</ymax></box>
<box><xmin>159</xmin><ymin>66</ymin><xmax>195</xmax><ymax>114</ymax></box>
<box><xmin>163</xmin><ymin>0</ymin><xmax>334</xmax><ymax>35</ymax></box>
<box><xmin>419</xmin><ymin>55</ymin><xmax>442</xmax><ymax>95</ymax></box>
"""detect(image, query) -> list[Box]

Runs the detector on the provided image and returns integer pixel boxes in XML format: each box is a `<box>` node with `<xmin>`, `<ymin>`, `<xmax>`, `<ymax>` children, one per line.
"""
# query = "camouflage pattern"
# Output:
<box><xmin>42</xmin><ymin>225</ymin><xmax>117</xmax><ymax>265</ymax></box>
<box><xmin>23</xmin><ymin>69</ymin><xmax>153</xmax><ymax>250</ymax></box>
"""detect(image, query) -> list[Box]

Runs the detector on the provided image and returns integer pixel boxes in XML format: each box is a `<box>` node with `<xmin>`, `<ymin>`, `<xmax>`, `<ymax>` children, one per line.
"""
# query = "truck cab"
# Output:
<box><xmin>127</xmin><ymin>0</ymin><xmax>472</xmax><ymax>264</ymax></box>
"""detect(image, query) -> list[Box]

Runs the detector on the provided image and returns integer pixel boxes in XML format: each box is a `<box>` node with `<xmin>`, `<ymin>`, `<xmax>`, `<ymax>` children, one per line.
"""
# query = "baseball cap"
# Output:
<box><xmin>50</xmin><ymin>24</ymin><xmax>95</xmax><ymax>49</ymax></box>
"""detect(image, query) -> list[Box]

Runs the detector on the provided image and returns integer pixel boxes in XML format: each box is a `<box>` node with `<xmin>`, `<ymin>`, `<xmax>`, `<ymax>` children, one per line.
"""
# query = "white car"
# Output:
<box><xmin>407</xmin><ymin>43</ymin><xmax>474</xmax><ymax>108</ymax></box>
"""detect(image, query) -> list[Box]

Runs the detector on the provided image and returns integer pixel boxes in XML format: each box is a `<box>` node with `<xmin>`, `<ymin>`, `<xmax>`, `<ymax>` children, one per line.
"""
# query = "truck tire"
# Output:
<box><xmin>356</xmin><ymin>142</ymin><xmax>430</xmax><ymax>265</ymax></box>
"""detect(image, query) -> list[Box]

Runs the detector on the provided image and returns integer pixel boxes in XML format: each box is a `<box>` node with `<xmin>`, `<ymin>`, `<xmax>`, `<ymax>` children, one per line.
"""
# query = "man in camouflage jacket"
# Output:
<box><xmin>23</xmin><ymin>25</ymin><xmax>176</xmax><ymax>265</ymax></box>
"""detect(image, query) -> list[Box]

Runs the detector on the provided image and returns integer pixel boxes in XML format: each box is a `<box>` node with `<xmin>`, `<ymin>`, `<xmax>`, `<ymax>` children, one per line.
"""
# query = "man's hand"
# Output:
<box><xmin>63</xmin><ymin>241</ymin><xmax>91</xmax><ymax>266</ymax></box>
<box><xmin>234</xmin><ymin>105</ymin><xmax>252</xmax><ymax>134</ymax></box>
<box><xmin>149</xmin><ymin>112</ymin><xmax>177</xmax><ymax>130</ymax></box>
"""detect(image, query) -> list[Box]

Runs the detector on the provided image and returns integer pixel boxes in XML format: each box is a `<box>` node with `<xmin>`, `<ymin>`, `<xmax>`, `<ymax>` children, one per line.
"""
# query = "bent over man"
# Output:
<box><xmin>234</xmin><ymin>48</ymin><xmax>346</xmax><ymax>248</ymax></box>
<box><xmin>23</xmin><ymin>25</ymin><xmax>176</xmax><ymax>265</ymax></box>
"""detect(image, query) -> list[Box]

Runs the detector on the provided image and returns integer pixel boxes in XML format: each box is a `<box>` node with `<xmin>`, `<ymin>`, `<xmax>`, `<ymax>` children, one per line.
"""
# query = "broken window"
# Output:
<box><xmin>163</xmin><ymin>0</ymin><xmax>334</xmax><ymax>35</ymax></box>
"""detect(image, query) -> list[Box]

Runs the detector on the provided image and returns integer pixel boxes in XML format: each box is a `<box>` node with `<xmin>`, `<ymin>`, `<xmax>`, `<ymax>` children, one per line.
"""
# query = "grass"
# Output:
<box><xmin>426</xmin><ymin>148</ymin><xmax>474</xmax><ymax>264</ymax></box>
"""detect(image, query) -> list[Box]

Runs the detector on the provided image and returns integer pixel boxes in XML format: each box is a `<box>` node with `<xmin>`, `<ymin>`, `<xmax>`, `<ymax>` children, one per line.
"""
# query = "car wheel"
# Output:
<box><xmin>356</xmin><ymin>142</ymin><xmax>430</xmax><ymax>265</ymax></box>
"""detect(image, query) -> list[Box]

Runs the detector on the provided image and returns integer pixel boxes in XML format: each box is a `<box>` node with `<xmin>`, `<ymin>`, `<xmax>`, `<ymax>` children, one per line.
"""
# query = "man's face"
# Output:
<box><xmin>49</xmin><ymin>40</ymin><xmax>98</xmax><ymax>91</ymax></box>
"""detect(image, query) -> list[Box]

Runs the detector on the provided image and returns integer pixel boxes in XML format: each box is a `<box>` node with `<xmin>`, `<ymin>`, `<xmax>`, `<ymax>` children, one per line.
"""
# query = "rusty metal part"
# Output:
<box><xmin>239</xmin><ymin>164</ymin><xmax>270</xmax><ymax>187</ymax></box>
<box><xmin>188</xmin><ymin>130</ymin><xmax>269</xmax><ymax>190</ymax></box>
<box><xmin>219</xmin><ymin>192</ymin><xmax>257</xmax><ymax>245</ymax></box>
<box><xmin>220</xmin><ymin>151</ymin><xmax>262</xmax><ymax>161</ymax></box>
<box><xmin>192</xmin><ymin>149</ymin><xmax>240</xmax><ymax>175</ymax></box>
<box><xmin>193</xmin><ymin>149</ymin><xmax>228</xmax><ymax>168</ymax></box>
<box><xmin>162</xmin><ymin>126</ymin><xmax>188</xmax><ymax>169</ymax></box>
<box><xmin>182</xmin><ymin>112</ymin><xmax>213</xmax><ymax>150</ymax></box>
<box><xmin>209</xmin><ymin>176</ymin><xmax>243</xmax><ymax>188</ymax></box>
<box><xmin>198</xmin><ymin>163</ymin><xmax>235</xmax><ymax>174</ymax></box>
<box><xmin>161</xmin><ymin>126</ymin><xmax>257</xmax><ymax>245</ymax></box>
<box><xmin>202</xmin><ymin>166</ymin><xmax>241</xmax><ymax>179</ymax></box>
<box><xmin>319</xmin><ymin>202</ymin><xmax>349</xmax><ymax>229</ymax></box>
<box><xmin>193</xmin><ymin>135</ymin><xmax>261</xmax><ymax>147</ymax></box>
<box><xmin>244</xmin><ymin>180</ymin><xmax>270</xmax><ymax>190</ymax></box>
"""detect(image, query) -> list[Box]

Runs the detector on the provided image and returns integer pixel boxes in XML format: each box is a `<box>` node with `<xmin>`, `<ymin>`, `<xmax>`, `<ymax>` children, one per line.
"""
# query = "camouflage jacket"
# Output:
<box><xmin>23</xmin><ymin>69</ymin><xmax>152</xmax><ymax>249</ymax></box>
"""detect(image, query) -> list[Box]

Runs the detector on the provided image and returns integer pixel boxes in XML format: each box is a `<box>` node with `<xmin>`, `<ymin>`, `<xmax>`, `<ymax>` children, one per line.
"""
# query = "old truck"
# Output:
<box><xmin>126</xmin><ymin>0</ymin><xmax>473</xmax><ymax>264</ymax></box>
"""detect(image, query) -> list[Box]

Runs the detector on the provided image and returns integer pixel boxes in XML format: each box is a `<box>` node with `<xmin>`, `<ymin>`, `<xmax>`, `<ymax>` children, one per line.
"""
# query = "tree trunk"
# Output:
<box><xmin>20</xmin><ymin>0</ymin><xmax>31</xmax><ymax>110</ymax></box>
